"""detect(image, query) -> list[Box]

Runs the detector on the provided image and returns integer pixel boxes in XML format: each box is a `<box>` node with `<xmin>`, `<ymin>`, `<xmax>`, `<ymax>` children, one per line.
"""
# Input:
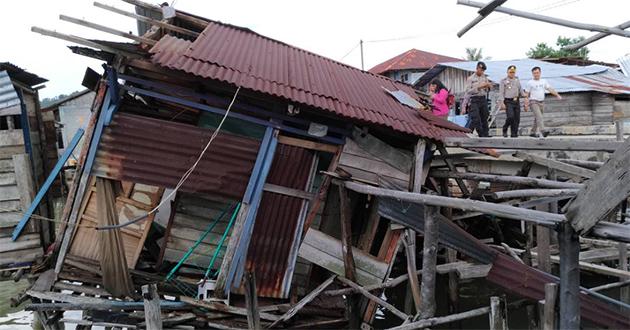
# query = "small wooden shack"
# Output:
<box><xmin>0</xmin><ymin>63</ymin><xmax>56</xmax><ymax>275</ymax></box>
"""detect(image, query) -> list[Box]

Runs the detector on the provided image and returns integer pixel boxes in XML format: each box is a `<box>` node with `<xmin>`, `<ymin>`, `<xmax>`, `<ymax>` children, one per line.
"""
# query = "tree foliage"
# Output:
<box><xmin>464</xmin><ymin>47</ymin><xmax>491</xmax><ymax>61</ymax></box>
<box><xmin>526</xmin><ymin>36</ymin><xmax>589</xmax><ymax>59</ymax></box>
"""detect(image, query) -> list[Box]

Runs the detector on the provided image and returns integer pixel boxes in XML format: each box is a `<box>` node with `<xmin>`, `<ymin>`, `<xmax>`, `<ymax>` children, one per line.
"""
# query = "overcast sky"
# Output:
<box><xmin>2</xmin><ymin>0</ymin><xmax>629</xmax><ymax>99</ymax></box>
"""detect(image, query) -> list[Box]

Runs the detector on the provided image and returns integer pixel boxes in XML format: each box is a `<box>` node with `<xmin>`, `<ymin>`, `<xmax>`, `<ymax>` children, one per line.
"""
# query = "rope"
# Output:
<box><xmin>96</xmin><ymin>85</ymin><xmax>242</xmax><ymax>231</ymax></box>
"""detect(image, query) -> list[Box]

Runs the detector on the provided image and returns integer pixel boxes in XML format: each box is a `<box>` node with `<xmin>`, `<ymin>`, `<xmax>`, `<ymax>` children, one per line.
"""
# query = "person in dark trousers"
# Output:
<box><xmin>498</xmin><ymin>65</ymin><xmax>527</xmax><ymax>137</ymax></box>
<box><xmin>464</xmin><ymin>62</ymin><xmax>492</xmax><ymax>137</ymax></box>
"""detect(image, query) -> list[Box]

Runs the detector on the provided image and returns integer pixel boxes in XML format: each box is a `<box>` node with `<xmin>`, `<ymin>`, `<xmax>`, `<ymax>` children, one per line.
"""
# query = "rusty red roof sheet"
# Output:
<box><xmin>149</xmin><ymin>24</ymin><xmax>469</xmax><ymax>141</ymax></box>
<box><xmin>368</xmin><ymin>49</ymin><xmax>462</xmax><ymax>75</ymax></box>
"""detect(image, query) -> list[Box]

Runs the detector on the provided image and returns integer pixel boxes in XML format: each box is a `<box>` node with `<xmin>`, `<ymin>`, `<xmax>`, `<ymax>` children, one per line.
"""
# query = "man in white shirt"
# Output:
<box><xmin>524</xmin><ymin>66</ymin><xmax>562</xmax><ymax>138</ymax></box>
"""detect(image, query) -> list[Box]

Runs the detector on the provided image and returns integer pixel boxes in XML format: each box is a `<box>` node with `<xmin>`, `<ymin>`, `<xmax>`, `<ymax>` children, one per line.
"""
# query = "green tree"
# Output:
<box><xmin>464</xmin><ymin>47</ymin><xmax>491</xmax><ymax>61</ymax></box>
<box><xmin>526</xmin><ymin>36</ymin><xmax>589</xmax><ymax>59</ymax></box>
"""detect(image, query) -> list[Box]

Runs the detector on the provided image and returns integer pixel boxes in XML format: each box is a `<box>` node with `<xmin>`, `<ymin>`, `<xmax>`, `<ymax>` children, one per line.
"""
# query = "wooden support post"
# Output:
<box><xmin>419</xmin><ymin>206</ymin><xmax>439</xmax><ymax>319</ymax></box>
<box><xmin>244</xmin><ymin>272</ymin><xmax>260</xmax><ymax>330</ymax></box>
<box><xmin>536</xmin><ymin>205</ymin><xmax>552</xmax><ymax>273</ymax></box>
<box><xmin>559</xmin><ymin>222</ymin><xmax>580</xmax><ymax>330</ymax></box>
<box><xmin>403</xmin><ymin>230</ymin><xmax>421</xmax><ymax>314</ymax></box>
<box><xmin>338</xmin><ymin>184</ymin><xmax>360</xmax><ymax>328</ymax></box>
<box><xmin>437</xmin><ymin>145</ymin><xmax>470</xmax><ymax>196</ymax></box>
<box><xmin>489</xmin><ymin>296</ymin><xmax>507</xmax><ymax>330</ymax></box>
<box><xmin>142</xmin><ymin>284</ymin><xmax>162</xmax><ymax>330</ymax></box>
<box><xmin>543</xmin><ymin>283</ymin><xmax>558</xmax><ymax>330</ymax></box>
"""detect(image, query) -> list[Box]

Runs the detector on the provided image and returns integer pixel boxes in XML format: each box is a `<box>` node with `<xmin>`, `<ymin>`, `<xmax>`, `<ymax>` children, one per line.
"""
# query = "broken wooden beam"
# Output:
<box><xmin>558</xmin><ymin>159</ymin><xmax>603</xmax><ymax>170</ymax></box>
<box><xmin>430</xmin><ymin>170</ymin><xmax>583</xmax><ymax>189</ymax></box>
<box><xmin>490</xmin><ymin>189</ymin><xmax>579</xmax><ymax>200</ymax></box>
<box><xmin>512</xmin><ymin>151</ymin><xmax>596</xmax><ymax>179</ymax></box>
<box><xmin>342</xmin><ymin>180</ymin><xmax>630</xmax><ymax>243</ymax></box>
<box><xmin>59</xmin><ymin>14</ymin><xmax>157</xmax><ymax>45</ymax></box>
<box><xmin>443</xmin><ymin>137</ymin><xmax>623</xmax><ymax>152</ymax></box>
<box><xmin>336</xmin><ymin>276</ymin><xmax>409</xmax><ymax>321</ymax></box>
<box><xmin>268</xmin><ymin>275</ymin><xmax>336</xmax><ymax>328</ymax></box>
<box><xmin>93</xmin><ymin>2</ymin><xmax>200</xmax><ymax>37</ymax></box>
<box><xmin>543</xmin><ymin>283</ymin><xmax>558</xmax><ymax>330</ymax></box>
<box><xmin>566</xmin><ymin>137</ymin><xmax>630</xmax><ymax>233</ymax></box>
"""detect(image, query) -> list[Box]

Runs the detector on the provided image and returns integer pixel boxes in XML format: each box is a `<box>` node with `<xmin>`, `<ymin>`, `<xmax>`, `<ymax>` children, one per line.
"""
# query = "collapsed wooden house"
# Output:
<box><xmin>15</xmin><ymin>1</ymin><xmax>630</xmax><ymax>329</ymax></box>
<box><xmin>0</xmin><ymin>62</ymin><xmax>58</xmax><ymax>277</ymax></box>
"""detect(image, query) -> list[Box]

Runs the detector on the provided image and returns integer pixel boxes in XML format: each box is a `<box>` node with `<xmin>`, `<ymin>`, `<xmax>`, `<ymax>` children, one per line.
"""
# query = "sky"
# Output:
<box><xmin>1</xmin><ymin>0</ymin><xmax>629</xmax><ymax>99</ymax></box>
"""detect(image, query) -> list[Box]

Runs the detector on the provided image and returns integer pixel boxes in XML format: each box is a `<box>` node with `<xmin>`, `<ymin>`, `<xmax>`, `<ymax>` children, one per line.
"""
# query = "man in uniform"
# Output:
<box><xmin>498</xmin><ymin>65</ymin><xmax>527</xmax><ymax>138</ymax></box>
<box><xmin>464</xmin><ymin>61</ymin><xmax>492</xmax><ymax>137</ymax></box>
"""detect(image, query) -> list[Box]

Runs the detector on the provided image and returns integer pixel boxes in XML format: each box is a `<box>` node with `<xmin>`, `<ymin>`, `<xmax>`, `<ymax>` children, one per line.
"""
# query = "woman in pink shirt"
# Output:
<box><xmin>428</xmin><ymin>79</ymin><xmax>449</xmax><ymax>118</ymax></box>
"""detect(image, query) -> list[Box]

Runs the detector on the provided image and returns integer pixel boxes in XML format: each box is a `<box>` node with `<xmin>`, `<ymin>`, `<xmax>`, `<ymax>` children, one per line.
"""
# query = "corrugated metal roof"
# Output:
<box><xmin>0</xmin><ymin>62</ymin><xmax>47</xmax><ymax>87</ymax></box>
<box><xmin>93</xmin><ymin>112</ymin><xmax>260</xmax><ymax>200</ymax></box>
<box><xmin>377</xmin><ymin>196</ymin><xmax>495</xmax><ymax>264</ymax></box>
<box><xmin>245</xmin><ymin>144</ymin><xmax>315</xmax><ymax>298</ymax></box>
<box><xmin>369</xmin><ymin>49</ymin><xmax>462</xmax><ymax>74</ymax></box>
<box><xmin>488</xmin><ymin>253</ymin><xmax>630</xmax><ymax>329</ymax></box>
<box><xmin>423</xmin><ymin>58</ymin><xmax>630</xmax><ymax>94</ymax></box>
<box><xmin>149</xmin><ymin>25</ymin><xmax>470</xmax><ymax>141</ymax></box>
<box><xmin>0</xmin><ymin>70</ymin><xmax>20</xmax><ymax>112</ymax></box>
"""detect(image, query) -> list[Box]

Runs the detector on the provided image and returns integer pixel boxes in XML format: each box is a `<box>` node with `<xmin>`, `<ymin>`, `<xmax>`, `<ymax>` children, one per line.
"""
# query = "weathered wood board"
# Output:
<box><xmin>298</xmin><ymin>228</ymin><xmax>387</xmax><ymax>286</ymax></box>
<box><xmin>566</xmin><ymin>137</ymin><xmax>630</xmax><ymax>233</ymax></box>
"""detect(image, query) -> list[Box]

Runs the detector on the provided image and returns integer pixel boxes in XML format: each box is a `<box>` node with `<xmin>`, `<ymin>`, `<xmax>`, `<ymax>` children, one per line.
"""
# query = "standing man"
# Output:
<box><xmin>498</xmin><ymin>65</ymin><xmax>527</xmax><ymax>138</ymax></box>
<box><xmin>525</xmin><ymin>66</ymin><xmax>562</xmax><ymax>138</ymax></box>
<box><xmin>464</xmin><ymin>62</ymin><xmax>493</xmax><ymax>137</ymax></box>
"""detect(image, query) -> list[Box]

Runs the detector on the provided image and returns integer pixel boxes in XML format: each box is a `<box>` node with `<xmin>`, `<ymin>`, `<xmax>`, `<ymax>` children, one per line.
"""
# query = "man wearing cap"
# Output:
<box><xmin>498</xmin><ymin>65</ymin><xmax>527</xmax><ymax>138</ymax></box>
<box><xmin>464</xmin><ymin>61</ymin><xmax>492</xmax><ymax>137</ymax></box>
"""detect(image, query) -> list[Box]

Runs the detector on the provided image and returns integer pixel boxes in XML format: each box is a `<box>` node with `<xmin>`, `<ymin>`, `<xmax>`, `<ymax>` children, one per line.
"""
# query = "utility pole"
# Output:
<box><xmin>360</xmin><ymin>39</ymin><xmax>364</xmax><ymax>71</ymax></box>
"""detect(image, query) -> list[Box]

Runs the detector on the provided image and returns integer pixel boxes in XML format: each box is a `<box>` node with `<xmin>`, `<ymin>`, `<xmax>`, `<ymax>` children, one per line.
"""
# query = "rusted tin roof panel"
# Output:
<box><xmin>150</xmin><ymin>27</ymin><xmax>470</xmax><ymax>141</ymax></box>
<box><xmin>93</xmin><ymin>112</ymin><xmax>260</xmax><ymax>200</ymax></box>
<box><xmin>488</xmin><ymin>253</ymin><xmax>630</xmax><ymax>329</ymax></box>
<box><xmin>245</xmin><ymin>144</ymin><xmax>315</xmax><ymax>298</ymax></box>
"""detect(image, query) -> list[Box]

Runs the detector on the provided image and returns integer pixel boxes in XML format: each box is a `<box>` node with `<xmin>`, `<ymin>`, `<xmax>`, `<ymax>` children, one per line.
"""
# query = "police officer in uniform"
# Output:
<box><xmin>498</xmin><ymin>65</ymin><xmax>528</xmax><ymax>137</ymax></box>
<box><xmin>464</xmin><ymin>62</ymin><xmax>492</xmax><ymax>137</ymax></box>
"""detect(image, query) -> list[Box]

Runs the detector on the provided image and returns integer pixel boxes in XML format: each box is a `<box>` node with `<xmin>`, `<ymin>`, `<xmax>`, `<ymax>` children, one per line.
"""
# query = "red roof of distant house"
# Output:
<box><xmin>149</xmin><ymin>21</ymin><xmax>469</xmax><ymax>141</ymax></box>
<box><xmin>369</xmin><ymin>49</ymin><xmax>462</xmax><ymax>75</ymax></box>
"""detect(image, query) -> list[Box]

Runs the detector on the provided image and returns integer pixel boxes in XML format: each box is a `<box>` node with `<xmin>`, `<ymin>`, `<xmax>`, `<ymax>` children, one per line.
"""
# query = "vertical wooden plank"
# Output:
<box><xmin>559</xmin><ymin>222</ymin><xmax>580</xmax><ymax>330</ymax></box>
<box><xmin>244</xmin><ymin>271</ymin><xmax>260</xmax><ymax>330</ymax></box>
<box><xmin>142</xmin><ymin>284</ymin><xmax>162</xmax><ymax>330</ymax></box>
<box><xmin>419</xmin><ymin>205</ymin><xmax>439</xmax><ymax>319</ymax></box>
<box><xmin>543</xmin><ymin>283</ymin><xmax>558</xmax><ymax>330</ymax></box>
<box><xmin>403</xmin><ymin>229</ymin><xmax>421</xmax><ymax>314</ymax></box>
<box><xmin>357</xmin><ymin>197</ymin><xmax>381</xmax><ymax>252</ymax></box>
<box><xmin>412</xmin><ymin>140</ymin><xmax>426</xmax><ymax>192</ymax></box>
<box><xmin>489</xmin><ymin>296</ymin><xmax>507</xmax><ymax>330</ymax></box>
<box><xmin>338</xmin><ymin>184</ymin><xmax>360</xmax><ymax>328</ymax></box>
<box><xmin>301</xmin><ymin>147</ymin><xmax>341</xmax><ymax>238</ymax></box>
<box><xmin>13</xmin><ymin>153</ymin><xmax>37</xmax><ymax>233</ymax></box>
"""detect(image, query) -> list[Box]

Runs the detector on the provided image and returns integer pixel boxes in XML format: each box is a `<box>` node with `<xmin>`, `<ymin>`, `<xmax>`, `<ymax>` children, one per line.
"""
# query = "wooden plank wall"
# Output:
<box><xmin>338</xmin><ymin>138</ymin><xmax>410</xmax><ymax>188</ymax></box>
<box><xmin>161</xmin><ymin>193</ymin><xmax>236</xmax><ymax>272</ymax></box>
<box><xmin>67</xmin><ymin>180</ymin><xmax>163</xmax><ymax>268</ymax></box>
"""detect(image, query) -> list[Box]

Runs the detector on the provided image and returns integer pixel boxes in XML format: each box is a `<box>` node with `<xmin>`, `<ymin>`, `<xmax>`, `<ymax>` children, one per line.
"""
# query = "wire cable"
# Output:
<box><xmin>96</xmin><ymin>85</ymin><xmax>242</xmax><ymax>230</ymax></box>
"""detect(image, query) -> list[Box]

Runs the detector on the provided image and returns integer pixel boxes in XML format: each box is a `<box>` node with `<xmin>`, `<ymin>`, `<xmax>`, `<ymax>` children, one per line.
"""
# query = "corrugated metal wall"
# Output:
<box><xmin>245</xmin><ymin>143</ymin><xmax>315</xmax><ymax>298</ymax></box>
<box><xmin>93</xmin><ymin>112</ymin><xmax>261</xmax><ymax>201</ymax></box>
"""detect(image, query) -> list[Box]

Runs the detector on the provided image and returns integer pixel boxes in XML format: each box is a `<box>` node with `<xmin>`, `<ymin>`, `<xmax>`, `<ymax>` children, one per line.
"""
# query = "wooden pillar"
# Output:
<box><xmin>142</xmin><ymin>284</ymin><xmax>162</xmax><ymax>330</ymax></box>
<box><xmin>244</xmin><ymin>271</ymin><xmax>260</xmax><ymax>330</ymax></box>
<box><xmin>489</xmin><ymin>296</ymin><xmax>507</xmax><ymax>330</ymax></box>
<box><xmin>559</xmin><ymin>222</ymin><xmax>580</xmax><ymax>330</ymax></box>
<box><xmin>419</xmin><ymin>205</ymin><xmax>439</xmax><ymax>319</ymax></box>
<box><xmin>439</xmin><ymin>177</ymin><xmax>460</xmax><ymax>324</ymax></box>
<box><xmin>543</xmin><ymin>283</ymin><xmax>558</xmax><ymax>330</ymax></box>
<box><xmin>403</xmin><ymin>229</ymin><xmax>421</xmax><ymax>314</ymax></box>
<box><xmin>338</xmin><ymin>184</ymin><xmax>360</xmax><ymax>329</ymax></box>
<box><xmin>536</xmin><ymin>206</ymin><xmax>552</xmax><ymax>273</ymax></box>
<box><xmin>403</xmin><ymin>138</ymin><xmax>425</xmax><ymax>315</ymax></box>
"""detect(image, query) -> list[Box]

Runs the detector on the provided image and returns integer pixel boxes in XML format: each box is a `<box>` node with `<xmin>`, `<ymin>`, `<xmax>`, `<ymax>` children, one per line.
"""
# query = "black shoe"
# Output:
<box><xmin>529</xmin><ymin>133</ymin><xmax>536</xmax><ymax>137</ymax></box>
<box><xmin>511</xmin><ymin>135</ymin><xmax>518</xmax><ymax>138</ymax></box>
<box><xmin>503</xmin><ymin>134</ymin><xmax>508</xmax><ymax>138</ymax></box>
<box><xmin>542</xmin><ymin>131</ymin><xmax>549</xmax><ymax>137</ymax></box>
